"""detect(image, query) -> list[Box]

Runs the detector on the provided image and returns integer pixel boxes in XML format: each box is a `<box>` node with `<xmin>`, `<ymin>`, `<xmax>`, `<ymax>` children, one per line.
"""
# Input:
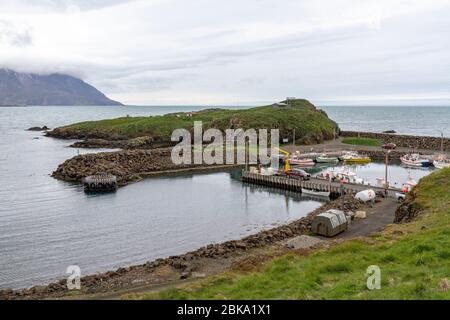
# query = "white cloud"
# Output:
<box><xmin>1</xmin><ymin>0</ymin><xmax>450</xmax><ymax>105</ymax></box>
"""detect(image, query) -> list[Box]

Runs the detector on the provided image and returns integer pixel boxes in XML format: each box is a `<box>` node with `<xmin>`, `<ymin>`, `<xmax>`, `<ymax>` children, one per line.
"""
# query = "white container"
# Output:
<box><xmin>355</xmin><ymin>189</ymin><xmax>376</xmax><ymax>202</ymax></box>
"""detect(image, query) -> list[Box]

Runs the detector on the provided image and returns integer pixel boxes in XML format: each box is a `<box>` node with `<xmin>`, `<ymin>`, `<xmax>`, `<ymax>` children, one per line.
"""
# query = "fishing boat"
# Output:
<box><xmin>320</xmin><ymin>169</ymin><xmax>368</xmax><ymax>185</ymax></box>
<box><xmin>301</xmin><ymin>188</ymin><xmax>331</xmax><ymax>197</ymax></box>
<box><xmin>287</xmin><ymin>151</ymin><xmax>315</xmax><ymax>166</ymax></box>
<box><xmin>315</xmin><ymin>155</ymin><xmax>339</xmax><ymax>164</ymax></box>
<box><xmin>433</xmin><ymin>160</ymin><xmax>450</xmax><ymax>169</ymax></box>
<box><xmin>400</xmin><ymin>153</ymin><xmax>432</xmax><ymax>167</ymax></box>
<box><xmin>289</xmin><ymin>156</ymin><xmax>315</xmax><ymax>166</ymax></box>
<box><xmin>433</xmin><ymin>155</ymin><xmax>450</xmax><ymax>169</ymax></box>
<box><xmin>340</xmin><ymin>151</ymin><xmax>371</xmax><ymax>164</ymax></box>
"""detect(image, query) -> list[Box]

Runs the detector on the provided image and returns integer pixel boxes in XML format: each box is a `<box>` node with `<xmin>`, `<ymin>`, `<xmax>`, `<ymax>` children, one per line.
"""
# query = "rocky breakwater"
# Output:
<box><xmin>0</xmin><ymin>195</ymin><xmax>364</xmax><ymax>300</ymax></box>
<box><xmin>355</xmin><ymin>149</ymin><xmax>404</xmax><ymax>160</ymax></box>
<box><xmin>341</xmin><ymin>131</ymin><xmax>450</xmax><ymax>152</ymax></box>
<box><xmin>52</xmin><ymin>148</ymin><xmax>202</xmax><ymax>186</ymax></box>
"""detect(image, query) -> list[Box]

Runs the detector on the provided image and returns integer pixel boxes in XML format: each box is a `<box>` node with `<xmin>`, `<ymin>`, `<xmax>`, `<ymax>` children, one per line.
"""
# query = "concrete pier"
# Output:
<box><xmin>241</xmin><ymin>170</ymin><xmax>402</xmax><ymax>198</ymax></box>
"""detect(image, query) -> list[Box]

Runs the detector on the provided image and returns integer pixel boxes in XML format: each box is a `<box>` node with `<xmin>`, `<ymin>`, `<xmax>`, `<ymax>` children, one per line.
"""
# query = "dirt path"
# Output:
<box><xmin>337</xmin><ymin>198</ymin><xmax>398</xmax><ymax>239</ymax></box>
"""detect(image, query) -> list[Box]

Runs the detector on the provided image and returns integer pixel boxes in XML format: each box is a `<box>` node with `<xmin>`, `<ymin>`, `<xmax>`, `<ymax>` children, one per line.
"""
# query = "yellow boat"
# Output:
<box><xmin>344</xmin><ymin>157</ymin><xmax>371</xmax><ymax>164</ymax></box>
<box><xmin>340</xmin><ymin>152</ymin><xmax>371</xmax><ymax>164</ymax></box>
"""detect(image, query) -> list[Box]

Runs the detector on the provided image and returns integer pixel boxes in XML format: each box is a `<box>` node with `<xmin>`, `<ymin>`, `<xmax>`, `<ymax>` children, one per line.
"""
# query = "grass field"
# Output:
<box><xmin>342</xmin><ymin>137</ymin><xmax>383</xmax><ymax>147</ymax></box>
<box><xmin>129</xmin><ymin>168</ymin><xmax>450</xmax><ymax>300</ymax></box>
<box><xmin>55</xmin><ymin>99</ymin><xmax>339</xmax><ymax>144</ymax></box>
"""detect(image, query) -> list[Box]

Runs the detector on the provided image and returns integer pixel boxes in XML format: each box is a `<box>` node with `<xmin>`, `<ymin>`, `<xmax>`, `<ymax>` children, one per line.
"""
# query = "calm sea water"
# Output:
<box><xmin>0</xmin><ymin>105</ymin><xmax>444</xmax><ymax>290</ymax></box>
<box><xmin>319</xmin><ymin>106</ymin><xmax>450</xmax><ymax>137</ymax></box>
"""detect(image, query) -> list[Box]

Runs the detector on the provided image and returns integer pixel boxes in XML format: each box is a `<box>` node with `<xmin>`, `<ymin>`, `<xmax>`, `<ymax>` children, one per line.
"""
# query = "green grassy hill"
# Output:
<box><xmin>48</xmin><ymin>99</ymin><xmax>339</xmax><ymax>144</ymax></box>
<box><xmin>130</xmin><ymin>168</ymin><xmax>450</xmax><ymax>300</ymax></box>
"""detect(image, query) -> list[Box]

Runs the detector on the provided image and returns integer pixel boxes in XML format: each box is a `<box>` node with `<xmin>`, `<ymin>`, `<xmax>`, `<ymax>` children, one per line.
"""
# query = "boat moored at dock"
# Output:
<box><xmin>301</xmin><ymin>188</ymin><xmax>331</xmax><ymax>198</ymax></box>
<box><xmin>315</xmin><ymin>155</ymin><xmax>339</xmax><ymax>164</ymax></box>
<box><xmin>340</xmin><ymin>151</ymin><xmax>371</xmax><ymax>164</ymax></box>
<box><xmin>433</xmin><ymin>155</ymin><xmax>450</xmax><ymax>169</ymax></box>
<box><xmin>400</xmin><ymin>153</ymin><xmax>433</xmax><ymax>167</ymax></box>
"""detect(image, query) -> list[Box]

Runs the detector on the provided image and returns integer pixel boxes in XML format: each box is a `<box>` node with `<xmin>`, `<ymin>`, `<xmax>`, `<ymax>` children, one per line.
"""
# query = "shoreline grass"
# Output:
<box><xmin>54</xmin><ymin>99</ymin><xmax>339</xmax><ymax>144</ymax></box>
<box><xmin>342</xmin><ymin>137</ymin><xmax>383</xmax><ymax>147</ymax></box>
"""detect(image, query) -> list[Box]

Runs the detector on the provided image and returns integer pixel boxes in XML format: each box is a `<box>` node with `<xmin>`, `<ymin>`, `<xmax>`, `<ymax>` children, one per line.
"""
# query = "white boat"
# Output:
<box><xmin>433</xmin><ymin>155</ymin><xmax>450</xmax><ymax>169</ymax></box>
<box><xmin>321</xmin><ymin>169</ymin><xmax>368</xmax><ymax>185</ymax></box>
<box><xmin>400</xmin><ymin>154</ymin><xmax>432</xmax><ymax>167</ymax></box>
<box><xmin>301</xmin><ymin>188</ymin><xmax>331</xmax><ymax>197</ymax></box>
<box><xmin>434</xmin><ymin>160</ymin><xmax>450</xmax><ymax>169</ymax></box>
<box><xmin>288</xmin><ymin>151</ymin><xmax>315</xmax><ymax>166</ymax></box>
<box><xmin>316</xmin><ymin>155</ymin><xmax>339</xmax><ymax>163</ymax></box>
<box><xmin>289</xmin><ymin>156</ymin><xmax>315</xmax><ymax>166</ymax></box>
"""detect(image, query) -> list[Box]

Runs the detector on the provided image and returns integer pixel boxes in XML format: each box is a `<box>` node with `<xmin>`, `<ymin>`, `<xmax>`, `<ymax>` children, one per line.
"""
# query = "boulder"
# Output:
<box><xmin>355</xmin><ymin>211</ymin><xmax>367</xmax><ymax>219</ymax></box>
<box><xmin>27</xmin><ymin>126</ymin><xmax>49</xmax><ymax>131</ymax></box>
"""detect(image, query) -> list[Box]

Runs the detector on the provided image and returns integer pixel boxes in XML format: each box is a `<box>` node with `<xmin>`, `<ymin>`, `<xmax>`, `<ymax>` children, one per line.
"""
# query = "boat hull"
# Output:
<box><xmin>400</xmin><ymin>157</ymin><xmax>427</xmax><ymax>167</ymax></box>
<box><xmin>289</xmin><ymin>158</ymin><xmax>315</xmax><ymax>166</ymax></box>
<box><xmin>344</xmin><ymin>158</ymin><xmax>371</xmax><ymax>164</ymax></box>
<box><xmin>301</xmin><ymin>188</ymin><xmax>331</xmax><ymax>197</ymax></box>
<box><xmin>434</xmin><ymin>161</ymin><xmax>450</xmax><ymax>169</ymax></box>
<box><xmin>315</xmin><ymin>157</ymin><xmax>339</xmax><ymax>164</ymax></box>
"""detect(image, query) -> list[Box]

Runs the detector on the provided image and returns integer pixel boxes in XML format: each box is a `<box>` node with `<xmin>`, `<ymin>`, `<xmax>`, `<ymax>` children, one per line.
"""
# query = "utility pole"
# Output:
<box><xmin>245</xmin><ymin>139</ymin><xmax>249</xmax><ymax>172</ymax></box>
<box><xmin>384</xmin><ymin>150</ymin><xmax>390</xmax><ymax>195</ymax></box>
<box><xmin>292</xmin><ymin>129</ymin><xmax>296</xmax><ymax>150</ymax></box>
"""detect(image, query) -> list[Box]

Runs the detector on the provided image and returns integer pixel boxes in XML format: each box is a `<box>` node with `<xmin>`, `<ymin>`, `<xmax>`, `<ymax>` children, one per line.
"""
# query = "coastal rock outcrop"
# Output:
<box><xmin>27</xmin><ymin>126</ymin><xmax>50</xmax><ymax>131</ymax></box>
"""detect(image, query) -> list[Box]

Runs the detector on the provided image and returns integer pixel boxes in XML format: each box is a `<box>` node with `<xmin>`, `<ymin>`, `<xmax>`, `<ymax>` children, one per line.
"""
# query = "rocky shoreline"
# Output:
<box><xmin>342</xmin><ymin>131</ymin><xmax>449</xmax><ymax>152</ymax></box>
<box><xmin>0</xmin><ymin>195</ymin><xmax>365</xmax><ymax>300</ymax></box>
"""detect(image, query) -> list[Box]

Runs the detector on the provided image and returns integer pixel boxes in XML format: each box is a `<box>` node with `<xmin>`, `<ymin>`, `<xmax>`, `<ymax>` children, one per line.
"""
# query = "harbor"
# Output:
<box><xmin>0</xmin><ymin>104</ymin><xmax>447</xmax><ymax>299</ymax></box>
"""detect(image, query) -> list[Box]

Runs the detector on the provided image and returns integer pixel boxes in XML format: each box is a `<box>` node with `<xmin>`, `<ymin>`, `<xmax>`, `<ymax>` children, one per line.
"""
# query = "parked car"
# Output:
<box><xmin>286</xmin><ymin>168</ymin><xmax>311</xmax><ymax>180</ymax></box>
<box><xmin>395</xmin><ymin>192</ymin><xmax>406</xmax><ymax>202</ymax></box>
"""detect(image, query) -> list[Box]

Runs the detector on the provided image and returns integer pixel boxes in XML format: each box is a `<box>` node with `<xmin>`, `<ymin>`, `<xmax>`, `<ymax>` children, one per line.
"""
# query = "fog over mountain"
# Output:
<box><xmin>1</xmin><ymin>0</ymin><xmax>450</xmax><ymax>105</ymax></box>
<box><xmin>0</xmin><ymin>69</ymin><xmax>122</xmax><ymax>106</ymax></box>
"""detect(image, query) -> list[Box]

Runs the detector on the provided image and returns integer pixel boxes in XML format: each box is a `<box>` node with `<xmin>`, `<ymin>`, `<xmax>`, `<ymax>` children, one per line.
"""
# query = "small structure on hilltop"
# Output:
<box><xmin>311</xmin><ymin>209</ymin><xmax>348</xmax><ymax>237</ymax></box>
<box><xmin>83</xmin><ymin>173</ymin><xmax>117</xmax><ymax>193</ymax></box>
<box><xmin>272</xmin><ymin>97</ymin><xmax>297</xmax><ymax>109</ymax></box>
<box><xmin>272</xmin><ymin>102</ymin><xmax>288</xmax><ymax>109</ymax></box>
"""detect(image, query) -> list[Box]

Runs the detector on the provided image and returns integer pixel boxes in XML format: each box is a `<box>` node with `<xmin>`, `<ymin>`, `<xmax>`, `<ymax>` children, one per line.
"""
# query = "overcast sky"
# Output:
<box><xmin>1</xmin><ymin>0</ymin><xmax>450</xmax><ymax>106</ymax></box>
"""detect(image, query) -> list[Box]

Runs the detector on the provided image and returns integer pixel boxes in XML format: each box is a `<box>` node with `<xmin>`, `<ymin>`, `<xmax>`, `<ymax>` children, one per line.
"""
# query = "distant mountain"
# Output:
<box><xmin>0</xmin><ymin>69</ymin><xmax>123</xmax><ymax>106</ymax></box>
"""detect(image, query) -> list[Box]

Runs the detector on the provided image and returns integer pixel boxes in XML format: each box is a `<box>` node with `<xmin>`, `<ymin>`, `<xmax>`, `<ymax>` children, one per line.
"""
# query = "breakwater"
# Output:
<box><xmin>52</xmin><ymin>148</ymin><xmax>241</xmax><ymax>186</ymax></box>
<box><xmin>341</xmin><ymin>131</ymin><xmax>449</xmax><ymax>152</ymax></box>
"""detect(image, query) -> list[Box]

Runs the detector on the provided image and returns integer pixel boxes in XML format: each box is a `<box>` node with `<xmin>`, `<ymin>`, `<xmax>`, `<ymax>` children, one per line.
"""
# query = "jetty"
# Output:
<box><xmin>241</xmin><ymin>170</ymin><xmax>402</xmax><ymax>198</ymax></box>
<box><xmin>83</xmin><ymin>173</ymin><xmax>117</xmax><ymax>192</ymax></box>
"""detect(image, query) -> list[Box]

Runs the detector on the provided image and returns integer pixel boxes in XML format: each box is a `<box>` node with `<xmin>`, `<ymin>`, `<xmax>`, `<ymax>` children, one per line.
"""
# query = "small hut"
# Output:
<box><xmin>311</xmin><ymin>209</ymin><xmax>348</xmax><ymax>237</ymax></box>
<box><xmin>272</xmin><ymin>102</ymin><xmax>288</xmax><ymax>109</ymax></box>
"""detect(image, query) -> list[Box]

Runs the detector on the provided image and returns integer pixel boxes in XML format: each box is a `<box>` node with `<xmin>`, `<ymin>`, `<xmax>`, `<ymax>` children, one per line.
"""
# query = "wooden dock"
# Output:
<box><xmin>241</xmin><ymin>170</ymin><xmax>402</xmax><ymax>198</ymax></box>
